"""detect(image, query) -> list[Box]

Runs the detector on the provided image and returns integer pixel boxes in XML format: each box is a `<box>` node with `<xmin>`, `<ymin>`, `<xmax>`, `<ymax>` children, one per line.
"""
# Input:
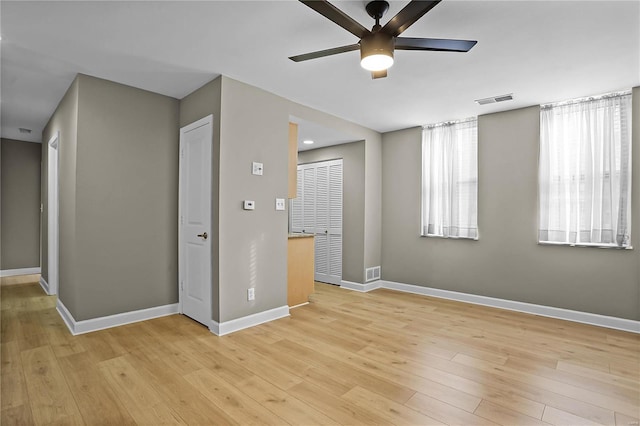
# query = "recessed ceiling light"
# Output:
<box><xmin>303</xmin><ymin>140</ymin><xmax>314</xmax><ymax>145</ymax></box>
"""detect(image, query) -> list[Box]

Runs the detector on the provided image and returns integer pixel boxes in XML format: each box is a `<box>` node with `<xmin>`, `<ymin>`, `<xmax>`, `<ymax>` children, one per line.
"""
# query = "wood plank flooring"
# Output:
<box><xmin>1</xmin><ymin>276</ymin><xmax>639</xmax><ymax>425</ymax></box>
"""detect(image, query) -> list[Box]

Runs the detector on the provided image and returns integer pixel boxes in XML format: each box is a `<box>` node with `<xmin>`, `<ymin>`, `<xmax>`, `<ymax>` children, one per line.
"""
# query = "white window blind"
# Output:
<box><xmin>421</xmin><ymin>118</ymin><xmax>478</xmax><ymax>239</ymax></box>
<box><xmin>539</xmin><ymin>91</ymin><xmax>632</xmax><ymax>248</ymax></box>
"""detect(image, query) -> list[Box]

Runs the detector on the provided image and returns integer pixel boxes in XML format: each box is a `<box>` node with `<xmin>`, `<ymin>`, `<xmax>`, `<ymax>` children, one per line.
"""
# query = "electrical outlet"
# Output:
<box><xmin>275</xmin><ymin>198</ymin><xmax>285</xmax><ymax>211</ymax></box>
<box><xmin>247</xmin><ymin>288</ymin><xmax>255</xmax><ymax>301</ymax></box>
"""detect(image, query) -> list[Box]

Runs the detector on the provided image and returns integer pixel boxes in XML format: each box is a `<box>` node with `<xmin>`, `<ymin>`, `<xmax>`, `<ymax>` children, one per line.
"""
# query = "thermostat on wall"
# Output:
<box><xmin>243</xmin><ymin>200</ymin><xmax>255</xmax><ymax>210</ymax></box>
<box><xmin>252</xmin><ymin>162</ymin><xmax>263</xmax><ymax>176</ymax></box>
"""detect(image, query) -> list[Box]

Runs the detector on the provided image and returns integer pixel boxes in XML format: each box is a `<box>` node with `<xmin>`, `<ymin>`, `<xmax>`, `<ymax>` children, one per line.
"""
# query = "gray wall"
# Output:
<box><xmin>381</xmin><ymin>90</ymin><xmax>640</xmax><ymax>321</ymax></box>
<box><xmin>364</xmin><ymin>135</ymin><xmax>382</xmax><ymax>272</ymax></box>
<box><xmin>179</xmin><ymin>76</ymin><xmax>222</xmax><ymax>322</ymax></box>
<box><xmin>218</xmin><ymin>76</ymin><xmax>290</xmax><ymax>322</ymax></box>
<box><xmin>288</xmin><ymin>102</ymin><xmax>383</xmax><ymax>282</ymax></box>
<box><xmin>43</xmin><ymin>74</ymin><xmax>180</xmax><ymax>321</ymax></box>
<box><xmin>38</xmin><ymin>72</ymin><xmax>636</xmax><ymax>325</ymax></box>
<box><xmin>179</xmin><ymin>76</ymin><xmax>384</xmax><ymax>323</ymax></box>
<box><xmin>299</xmin><ymin>141</ymin><xmax>365</xmax><ymax>284</ymax></box>
<box><xmin>41</xmin><ymin>72</ymin><xmax>381</xmax><ymax>325</ymax></box>
<box><xmin>1</xmin><ymin>139</ymin><xmax>42</xmax><ymax>270</ymax></box>
<box><xmin>42</xmin><ymin>77</ymin><xmax>79</xmax><ymax>310</ymax></box>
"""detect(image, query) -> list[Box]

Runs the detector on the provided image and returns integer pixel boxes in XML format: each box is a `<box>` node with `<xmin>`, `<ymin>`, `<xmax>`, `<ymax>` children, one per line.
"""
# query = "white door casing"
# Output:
<box><xmin>290</xmin><ymin>159</ymin><xmax>343</xmax><ymax>285</ymax></box>
<box><xmin>179</xmin><ymin>115</ymin><xmax>213</xmax><ymax>326</ymax></box>
<box><xmin>47</xmin><ymin>132</ymin><xmax>59</xmax><ymax>296</ymax></box>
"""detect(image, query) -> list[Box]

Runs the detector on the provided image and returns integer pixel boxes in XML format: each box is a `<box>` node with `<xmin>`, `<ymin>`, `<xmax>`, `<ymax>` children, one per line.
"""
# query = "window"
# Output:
<box><xmin>539</xmin><ymin>91</ymin><xmax>632</xmax><ymax>248</ymax></box>
<box><xmin>421</xmin><ymin>118</ymin><xmax>478</xmax><ymax>239</ymax></box>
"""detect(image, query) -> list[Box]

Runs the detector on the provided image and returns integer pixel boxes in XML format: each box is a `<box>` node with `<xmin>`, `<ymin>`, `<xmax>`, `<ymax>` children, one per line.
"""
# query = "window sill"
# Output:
<box><xmin>538</xmin><ymin>241</ymin><xmax>633</xmax><ymax>250</ymax></box>
<box><xmin>421</xmin><ymin>234</ymin><xmax>479</xmax><ymax>241</ymax></box>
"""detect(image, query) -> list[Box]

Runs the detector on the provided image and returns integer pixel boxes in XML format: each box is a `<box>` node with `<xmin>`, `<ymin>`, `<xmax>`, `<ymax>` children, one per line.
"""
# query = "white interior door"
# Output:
<box><xmin>290</xmin><ymin>159</ymin><xmax>343</xmax><ymax>285</ymax></box>
<box><xmin>47</xmin><ymin>132</ymin><xmax>59</xmax><ymax>295</ymax></box>
<box><xmin>179</xmin><ymin>115</ymin><xmax>213</xmax><ymax>326</ymax></box>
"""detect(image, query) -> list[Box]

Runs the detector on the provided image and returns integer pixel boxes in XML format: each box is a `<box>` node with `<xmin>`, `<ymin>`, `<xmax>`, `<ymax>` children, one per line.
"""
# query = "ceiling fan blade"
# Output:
<box><xmin>371</xmin><ymin>70</ymin><xmax>387</xmax><ymax>79</ymax></box>
<box><xmin>381</xmin><ymin>1</ymin><xmax>441</xmax><ymax>37</ymax></box>
<box><xmin>395</xmin><ymin>37</ymin><xmax>477</xmax><ymax>52</ymax></box>
<box><xmin>289</xmin><ymin>44</ymin><xmax>360</xmax><ymax>62</ymax></box>
<box><xmin>300</xmin><ymin>0</ymin><xmax>370</xmax><ymax>39</ymax></box>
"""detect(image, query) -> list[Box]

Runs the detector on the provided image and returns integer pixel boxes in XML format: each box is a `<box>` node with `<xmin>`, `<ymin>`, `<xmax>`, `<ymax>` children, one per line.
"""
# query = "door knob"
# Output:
<box><xmin>197</xmin><ymin>232</ymin><xmax>208</xmax><ymax>240</ymax></box>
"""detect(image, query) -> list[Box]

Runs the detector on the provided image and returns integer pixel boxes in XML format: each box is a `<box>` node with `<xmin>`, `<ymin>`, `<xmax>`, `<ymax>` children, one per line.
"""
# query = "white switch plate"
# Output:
<box><xmin>252</xmin><ymin>162</ymin><xmax>263</xmax><ymax>176</ymax></box>
<box><xmin>243</xmin><ymin>200</ymin><xmax>255</xmax><ymax>210</ymax></box>
<box><xmin>247</xmin><ymin>288</ymin><xmax>255</xmax><ymax>301</ymax></box>
<box><xmin>275</xmin><ymin>198</ymin><xmax>286</xmax><ymax>211</ymax></box>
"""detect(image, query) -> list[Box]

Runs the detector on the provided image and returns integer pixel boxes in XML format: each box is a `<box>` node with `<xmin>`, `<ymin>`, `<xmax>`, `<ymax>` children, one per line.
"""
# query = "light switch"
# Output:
<box><xmin>252</xmin><ymin>162</ymin><xmax>263</xmax><ymax>176</ymax></box>
<box><xmin>275</xmin><ymin>198</ymin><xmax>286</xmax><ymax>211</ymax></box>
<box><xmin>243</xmin><ymin>200</ymin><xmax>255</xmax><ymax>210</ymax></box>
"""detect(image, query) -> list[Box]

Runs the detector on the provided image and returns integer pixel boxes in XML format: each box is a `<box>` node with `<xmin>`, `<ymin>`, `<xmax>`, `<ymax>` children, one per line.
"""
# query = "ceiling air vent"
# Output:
<box><xmin>19</xmin><ymin>128</ymin><xmax>32</xmax><ymax>134</ymax></box>
<box><xmin>475</xmin><ymin>93</ymin><xmax>513</xmax><ymax>105</ymax></box>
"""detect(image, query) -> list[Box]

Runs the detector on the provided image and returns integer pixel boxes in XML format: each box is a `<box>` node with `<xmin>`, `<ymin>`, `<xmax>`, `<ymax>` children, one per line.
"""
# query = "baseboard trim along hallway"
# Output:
<box><xmin>341</xmin><ymin>279</ymin><xmax>640</xmax><ymax>334</ymax></box>
<box><xmin>57</xmin><ymin>299</ymin><xmax>179</xmax><ymax>335</ymax></box>
<box><xmin>0</xmin><ymin>267</ymin><xmax>41</xmax><ymax>277</ymax></box>
<box><xmin>39</xmin><ymin>276</ymin><xmax>50</xmax><ymax>294</ymax></box>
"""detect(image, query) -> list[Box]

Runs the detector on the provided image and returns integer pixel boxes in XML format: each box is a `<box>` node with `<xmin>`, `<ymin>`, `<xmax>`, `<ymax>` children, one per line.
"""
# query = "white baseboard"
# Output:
<box><xmin>340</xmin><ymin>279</ymin><xmax>382</xmax><ymax>292</ymax></box>
<box><xmin>56</xmin><ymin>300</ymin><xmax>76</xmax><ymax>334</ymax></box>
<box><xmin>0</xmin><ymin>267</ymin><xmax>41</xmax><ymax>277</ymax></box>
<box><xmin>210</xmin><ymin>305</ymin><xmax>290</xmax><ymax>336</ymax></box>
<box><xmin>342</xmin><ymin>279</ymin><xmax>639</xmax><ymax>334</ymax></box>
<box><xmin>39</xmin><ymin>277</ymin><xmax>51</xmax><ymax>295</ymax></box>
<box><xmin>57</xmin><ymin>299</ymin><xmax>179</xmax><ymax>335</ymax></box>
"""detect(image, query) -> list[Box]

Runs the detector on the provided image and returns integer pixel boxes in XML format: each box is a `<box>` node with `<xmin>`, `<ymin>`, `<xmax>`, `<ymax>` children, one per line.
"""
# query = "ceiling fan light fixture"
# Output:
<box><xmin>360</xmin><ymin>32</ymin><xmax>394</xmax><ymax>71</ymax></box>
<box><xmin>361</xmin><ymin>53</ymin><xmax>394</xmax><ymax>71</ymax></box>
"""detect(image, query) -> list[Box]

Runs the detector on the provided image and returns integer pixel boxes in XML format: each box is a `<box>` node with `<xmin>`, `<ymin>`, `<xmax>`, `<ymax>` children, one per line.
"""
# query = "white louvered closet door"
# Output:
<box><xmin>328</xmin><ymin>161</ymin><xmax>343</xmax><ymax>281</ymax></box>
<box><xmin>289</xmin><ymin>159</ymin><xmax>343</xmax><ymax>285</ymax></box>
<box><xmin>302</xmin><ymin>167</ymin><xmax>316</xmax><ymax>235</ymax></box>
<box><xmin>314</xmin><ymin>164</ymin><xmax>330</xmax><ymax>283</ymax></box>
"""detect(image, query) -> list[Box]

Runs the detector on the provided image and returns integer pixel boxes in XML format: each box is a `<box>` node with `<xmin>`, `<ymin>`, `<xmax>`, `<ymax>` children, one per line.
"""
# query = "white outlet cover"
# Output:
<box><xmin>275</xmin><ymin>198</ymin><xmax>285</xmax><ymax>211</ymax></box>
<box><xmin>252</xmin><ymin>162</ymin><xmax>263</xmax><ymax>176</ymax></box>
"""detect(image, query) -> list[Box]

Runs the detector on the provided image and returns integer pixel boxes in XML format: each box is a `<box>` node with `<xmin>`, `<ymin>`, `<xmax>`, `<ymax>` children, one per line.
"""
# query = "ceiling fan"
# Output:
<box><xmin>289</xmin><ymin>0</ymin><xmax>477</xmax><ymax>79</ymax></box>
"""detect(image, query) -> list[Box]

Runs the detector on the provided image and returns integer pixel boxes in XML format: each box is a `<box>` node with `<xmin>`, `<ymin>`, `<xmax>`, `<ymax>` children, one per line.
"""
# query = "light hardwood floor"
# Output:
<box><xmin>0</xmin><ymin>274</ymin><xmax>41</xmax><ymax>287</ymax></box>
<box><xmin>1</xmin><ymin>276</ymin><xmax>639</xmax><ymax>425</ymax></box>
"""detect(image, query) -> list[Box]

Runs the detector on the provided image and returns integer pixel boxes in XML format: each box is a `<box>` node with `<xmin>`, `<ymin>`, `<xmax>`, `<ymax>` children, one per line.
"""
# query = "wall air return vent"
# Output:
<box><xmin>475</xmin><ymin>93</ymin><xmax>513</xmax><ymax>105</ymax></box>
<box><xmin>365</xmin><ymin>266</ymin><xmax>381</xmax><ymax>282</ymax></box>
<box><xmin>19</xmin><ymin>128</ymin><xmax>32</xmax><ymax>134</ymax></box>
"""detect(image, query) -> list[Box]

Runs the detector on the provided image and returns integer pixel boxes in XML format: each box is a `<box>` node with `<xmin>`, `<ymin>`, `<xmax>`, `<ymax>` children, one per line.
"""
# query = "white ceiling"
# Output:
<box><xmin>292</xmin><ymin>116</ymin><xmax>360</xmax><ymax>151</ymax></box>
<box><xmin>1</xmin><ymin>1</ymin><xmax>638</xmax><ymax>144</ymax></box>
